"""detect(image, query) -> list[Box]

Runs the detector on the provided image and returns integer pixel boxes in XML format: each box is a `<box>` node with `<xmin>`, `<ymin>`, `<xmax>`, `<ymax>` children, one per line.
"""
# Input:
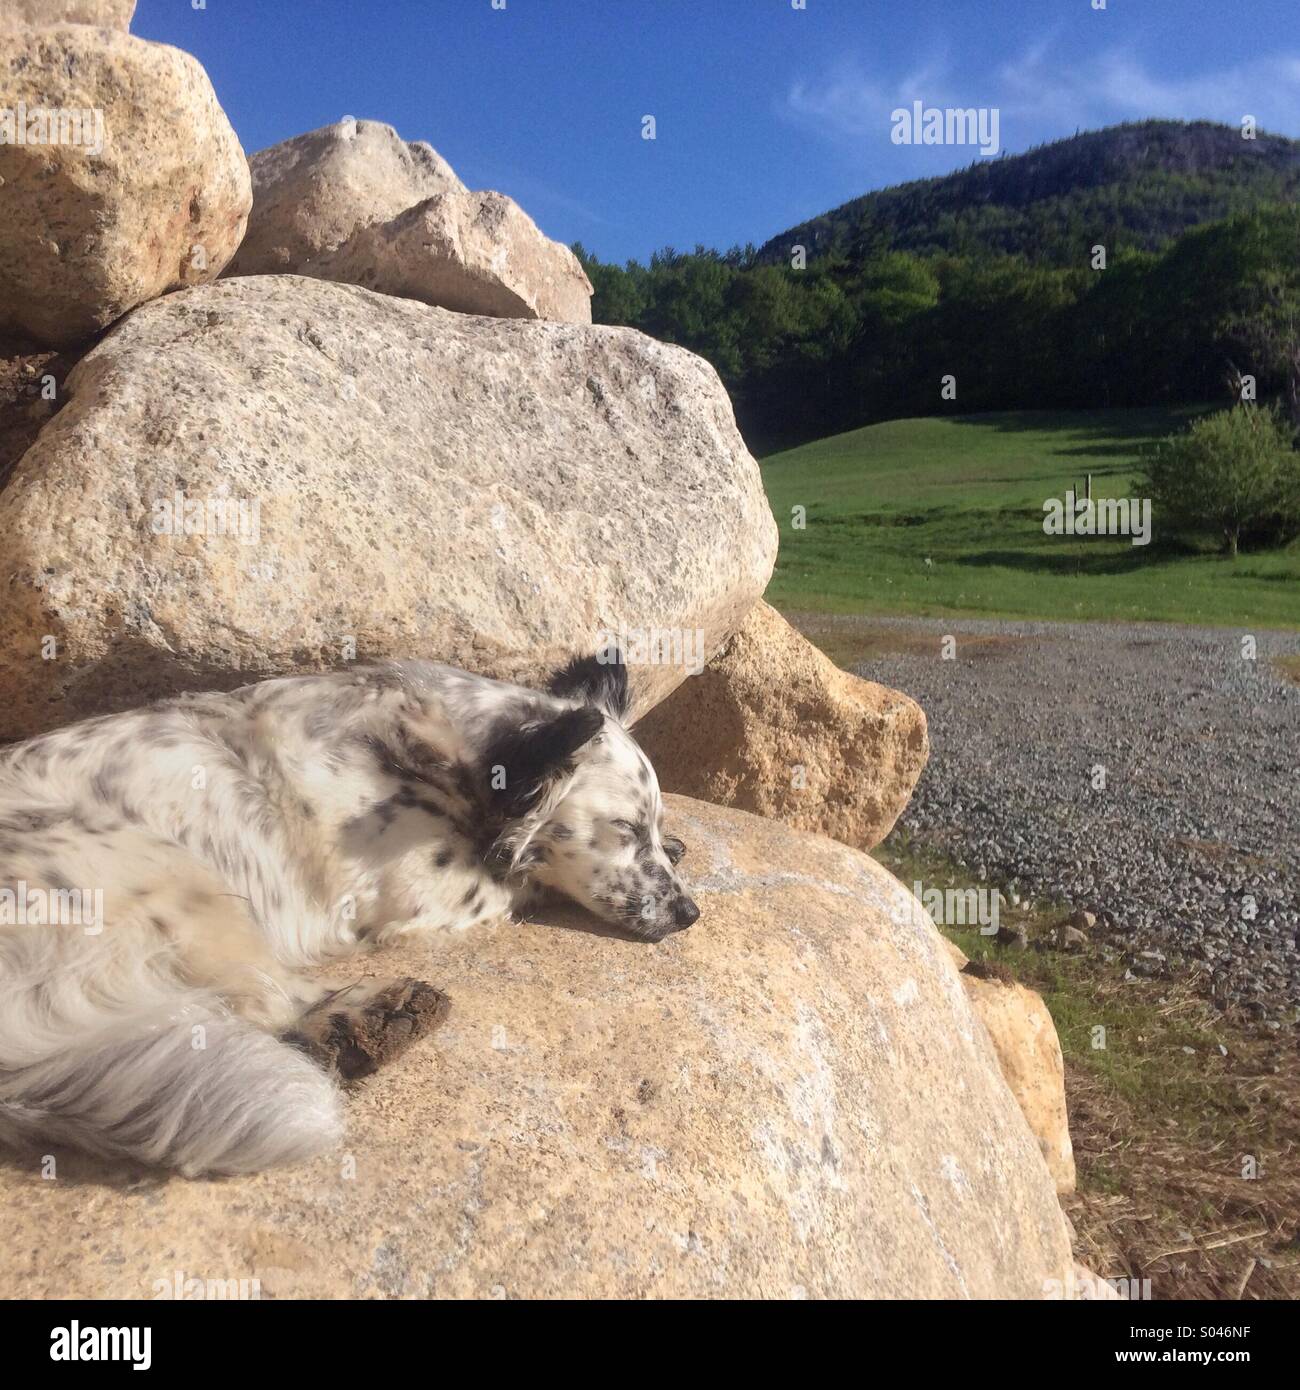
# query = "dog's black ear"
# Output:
<box><xmin>548</xmin><ymin>648</ymin><xmax>630</xmax><ymax>722</ymax></box>
<box><xmin>479</xmin><ymin>705</ymin><xmax>603</xmax><ymax>821</ymax></box>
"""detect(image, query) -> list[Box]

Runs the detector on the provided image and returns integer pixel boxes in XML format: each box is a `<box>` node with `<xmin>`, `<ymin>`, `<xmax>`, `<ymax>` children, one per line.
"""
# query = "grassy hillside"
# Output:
<box><xmin>762</xmin><ymin>407</ymin><xmax>1300</xmax><ymax>629</ymax></box>
<box><xmin>757</xmin><ymin>121</ymin><xmax>1300</xmax><ymax>268</ymax></box>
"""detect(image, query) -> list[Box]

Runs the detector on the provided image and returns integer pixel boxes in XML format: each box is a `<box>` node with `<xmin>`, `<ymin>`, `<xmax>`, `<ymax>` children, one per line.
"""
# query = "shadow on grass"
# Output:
<box><xmin>974</xmin><ymin>463</ymin><xmax>1135</xmax><ymax>482</ymax></box>
<box><xmin>1048</xmin><ymin>442</ymin><xmax>1162</xmax><ymax>461</ymax></box>
<box><xmin>953</xmin><ymin>544</ymin><xmax>1189</xmax><ymax>577</ymax></box>
<box><xmin>947</xmin><ymin>405</ymin><xmax>1209</xmax><ymax>442</ymax></box>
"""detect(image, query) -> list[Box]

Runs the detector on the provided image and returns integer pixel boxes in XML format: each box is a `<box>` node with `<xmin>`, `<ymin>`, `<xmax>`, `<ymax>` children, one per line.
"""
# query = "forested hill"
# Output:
<box><xmin>756</xmin><ymin>121</ymin><xmax>1300</xmax><ymax>267</ymax></box>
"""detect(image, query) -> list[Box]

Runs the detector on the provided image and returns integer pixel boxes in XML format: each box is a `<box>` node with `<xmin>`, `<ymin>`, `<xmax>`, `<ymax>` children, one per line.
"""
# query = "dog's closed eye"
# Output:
<box><xmin>611</xmin><ymin>818</ymin><xmax>645</xmax><ymax>845</ymax></box>
<box><xmin>662</xmin><ymin>836</ymin><xmax>686</xmax><ymax>865</ymax></box>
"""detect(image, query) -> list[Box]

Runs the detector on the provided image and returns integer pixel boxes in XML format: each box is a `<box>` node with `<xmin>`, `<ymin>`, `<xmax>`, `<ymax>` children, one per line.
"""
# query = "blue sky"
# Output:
<box><xmin>134</xmin><ymin>0</ymin><xmax>1300</xmax><ymax>265</ymax></box>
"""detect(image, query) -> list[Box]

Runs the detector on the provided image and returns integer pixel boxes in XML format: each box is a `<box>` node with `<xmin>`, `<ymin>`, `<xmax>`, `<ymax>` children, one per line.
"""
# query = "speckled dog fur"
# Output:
<box><xmin>0</xmin><ymin>654</ymin><xmax>696</xmax><ymax>1175</ymax></box>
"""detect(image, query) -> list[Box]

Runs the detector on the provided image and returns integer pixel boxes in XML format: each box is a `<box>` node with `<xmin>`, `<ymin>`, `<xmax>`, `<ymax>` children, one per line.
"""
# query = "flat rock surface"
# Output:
<box><xmin>0</xmin><ymin>797</ymin><xmax>1072</xmax><ymax>1300</ymax></box>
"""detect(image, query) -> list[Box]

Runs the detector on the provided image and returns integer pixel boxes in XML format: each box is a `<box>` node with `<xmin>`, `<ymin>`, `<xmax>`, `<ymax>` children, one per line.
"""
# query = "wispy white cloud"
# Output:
<box><xmin>785</xmin><ymin>53</ymin><xmax>954</xmax><ymax>141</ymax></box>
<box><xmin>997</xmin><ymin>42</ymin><xmax>1300</xmax><ymax>132</ymax></box>
<box><xmin>784</xmin><ymin>38</ymin><xmax>1300</xmax><ymax>155</ymax></box>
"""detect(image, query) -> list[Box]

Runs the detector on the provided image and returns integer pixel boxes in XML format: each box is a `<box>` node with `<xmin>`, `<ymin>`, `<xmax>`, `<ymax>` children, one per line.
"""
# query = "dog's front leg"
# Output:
<box><xmin>282</xmin><ymin>977</ymin><xmax>449</xmax><ymax>1083</ymax></box>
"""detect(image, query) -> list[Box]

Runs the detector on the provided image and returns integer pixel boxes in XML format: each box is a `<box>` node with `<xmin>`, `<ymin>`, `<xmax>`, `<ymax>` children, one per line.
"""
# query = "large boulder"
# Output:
<box><xmin>943</xmin><ymin>940</ymin><xmax>1077</xmax><ymax>1196</ymax></box>
<box><xmin>960</xmin><ymin>966</ymin><xmax>1077</xmax><ymax>1197</ymax></box>
<box><xmin>0</xmin><ymin>275</ymin><xmax>776</xmax><ymax>737</ymax></box>
<box><xmin>0</xmin><ymin>28</ymin><xmax>251</xmax><ymax>348</ymax></box>
<box><xmin>0</xmin><ymin>797</ymin><xmax>1076</xmax><ymax>1299</ymax></box>
<box><xmin>0</xmin><ymin>0</ymin><xmax>135</xmax><ymax>27</ymax></box>
<box><xmin>635</xmin><ymin>602</ymin><xmax>929</xmax><ymax>851</ymax></box>
<box><xmin>227</xmin><ymin>120</ymin><xmax>592</xmax><ymax>324</ymax></box>
<box><xmin>314</xmin><ymin>190</ymin><xmax>594</xmax><ymax>324</ymax></box>
<box><xmin>227</xmin><ymin>120</ymin><xmax>464</xmax><ymax>276</ymax></box>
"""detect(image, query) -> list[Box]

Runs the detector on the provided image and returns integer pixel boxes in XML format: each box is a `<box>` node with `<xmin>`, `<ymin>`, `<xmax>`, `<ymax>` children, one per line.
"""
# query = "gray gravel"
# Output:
<box><xmin>820</xmin><ymin>614</ymin><xmax>1300</xmax><ymax>1020</ymax></box>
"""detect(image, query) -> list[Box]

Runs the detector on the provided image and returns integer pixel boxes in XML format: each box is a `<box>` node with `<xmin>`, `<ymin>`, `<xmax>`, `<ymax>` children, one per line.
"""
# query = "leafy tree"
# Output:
<box><xmin>572</xmin><ymin>243</ymin><xmax>648</xmax><ymax>327</ymax></box>
<box><xmin>1143</xmin><ymin>404</ymin><xmax>1300</xmax><ymax>555</ymax></box>
<box><xmin>1068</xmin><ymin>249</ymin><xmax>1161</xmax><ymax>407</ymax></box>
<box><xmin>1215</xmin><ymin>208</ymin><xmax>1300</xmax><ymax>423</ymax></box>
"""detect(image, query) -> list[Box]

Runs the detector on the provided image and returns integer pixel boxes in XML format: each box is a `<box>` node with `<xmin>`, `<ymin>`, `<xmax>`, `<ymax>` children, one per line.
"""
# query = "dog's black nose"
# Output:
<box><xmin>673</xmin><ymin>896</ymin><xmax>700</xmax><ymax>929</ymax></box>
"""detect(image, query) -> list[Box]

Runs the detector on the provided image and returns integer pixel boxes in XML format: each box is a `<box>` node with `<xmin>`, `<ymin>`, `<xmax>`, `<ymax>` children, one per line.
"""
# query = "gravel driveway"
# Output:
<box><xmin>797</xmin><ymin>614</ymin><xmax>1300</xmax><ymax>1020</ymax></box>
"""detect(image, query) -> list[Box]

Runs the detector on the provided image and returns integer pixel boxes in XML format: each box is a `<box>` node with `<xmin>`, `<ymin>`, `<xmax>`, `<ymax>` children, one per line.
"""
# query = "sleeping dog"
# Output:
<box><xmin>0</xmin><ymin>653</ymin><xmax>696</xmax><ymax>1176</ymax></box>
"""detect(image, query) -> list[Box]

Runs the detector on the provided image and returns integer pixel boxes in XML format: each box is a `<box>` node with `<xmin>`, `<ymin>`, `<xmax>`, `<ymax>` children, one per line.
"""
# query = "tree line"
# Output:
<box><xmin>574</xmin><ymin>204</ymin><xmax>1300</xmax><ymax>455</ymax></box>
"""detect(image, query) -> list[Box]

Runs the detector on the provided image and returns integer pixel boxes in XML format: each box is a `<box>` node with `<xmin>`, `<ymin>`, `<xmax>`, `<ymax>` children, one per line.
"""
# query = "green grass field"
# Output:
<box><xmin>761</xmin><ymin>407</ymin><xmax>1300</xmax><ymax>628</ymax></box>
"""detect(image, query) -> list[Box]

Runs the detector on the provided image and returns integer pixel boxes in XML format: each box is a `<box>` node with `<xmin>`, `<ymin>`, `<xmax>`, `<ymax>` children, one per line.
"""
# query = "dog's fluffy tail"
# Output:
<box><xmin>0</xmin><ymin>927</ymin><xmax>342</xmax><ymax>1176</ymax></box>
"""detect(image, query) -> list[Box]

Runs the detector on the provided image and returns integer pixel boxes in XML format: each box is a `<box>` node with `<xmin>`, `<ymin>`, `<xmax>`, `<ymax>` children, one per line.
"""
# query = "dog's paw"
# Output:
<box><xmin>285</xmin><ymin>977</ymin><xmax>449</xmax><ymax>1083</ymax></box>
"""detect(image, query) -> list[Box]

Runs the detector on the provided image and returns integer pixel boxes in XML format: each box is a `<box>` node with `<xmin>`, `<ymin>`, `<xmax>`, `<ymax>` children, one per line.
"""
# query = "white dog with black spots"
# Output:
<box><xmin>0</xmin><ymin>653</ymin><xmax>696</xmax><ymax>1175</ymax></box>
